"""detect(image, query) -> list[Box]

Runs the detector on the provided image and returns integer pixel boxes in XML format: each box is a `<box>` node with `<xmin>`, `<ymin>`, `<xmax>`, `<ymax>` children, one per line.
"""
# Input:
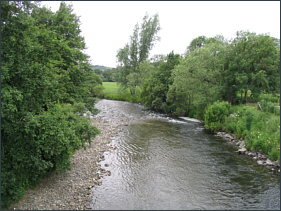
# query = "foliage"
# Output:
<box><xmin>94</xmin><ymin>68</ymin><xmax>117</xmax><ymax>82</ymax></box>
<box><xmin>258</xmin><ymin>93</ymin><xmax>280</xmax><ymax>103</ymax></box>
<box><xmin>1</xmin><ymin>1</ymin><xmax>101</xmax><ymax>209</ymax></box>
<box><xmin>116</xmin><ymin>13</ymin><xmax>161</xmax><ymax>93</ymax></box>
<box><xmin>204</xmin><ymin>101</ymin><xmax>231</xmax><ymax>131</ymax></box>
<box><xmin>223</xmin><ymin>105</ymin><xmax>280</xmax><ymax>161</ymax></box>
<box><xmin>224</xmin><ymin>31</ymin><xmax>280</xmax><ymax>104</ymax></box>
<box><xmin>168</xmin><ymin>36</ymin><xmax>228</xmax><ymax>119</ymax></box>
<box><xmin>1</xmin><ymin>102</ymin><xmax>100</xmax><ymax>209</ymax></box>
<box><xmin>224</xmin><ymin>106</ymin><xmax>256</xmax><ymax>138</ymax></box>
<box><xmin>258</xmin><ymin>99</ymin><xmax>280</xmax><ymax>116</ymax></box>
<box><xmin>141</xmin><ymin>52</ymin><xmax>181</xmax><ymax>113</ymax></box>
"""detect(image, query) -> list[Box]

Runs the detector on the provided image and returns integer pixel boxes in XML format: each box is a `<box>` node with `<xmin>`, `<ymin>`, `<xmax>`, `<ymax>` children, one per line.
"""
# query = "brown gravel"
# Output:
<box><xmin>8</xmin><ymin>116</ymin><xmax>123</xmax><ymax>210</ymax></box>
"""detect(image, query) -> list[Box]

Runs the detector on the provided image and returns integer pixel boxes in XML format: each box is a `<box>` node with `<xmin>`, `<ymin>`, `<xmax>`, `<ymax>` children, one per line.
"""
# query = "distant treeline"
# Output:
<box><xmin>91</xmin><ymin>65</ymin><xmax>111</xmax><ymax>71</ymax></box>
<box><xmin>93</xmin><ymin>67</ymin><xmax>117</xmax><ymax>82</ymax></box>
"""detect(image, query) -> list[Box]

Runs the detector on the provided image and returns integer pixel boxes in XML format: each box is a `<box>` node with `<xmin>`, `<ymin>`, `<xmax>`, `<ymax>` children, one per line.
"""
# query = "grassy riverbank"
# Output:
<box><xmin>204</xmin><ymin>100</ymin><xmax>280</xmax><ymax>162</ymax></box>
<box><xmin>222</xmin><ymin>104</ymin><xmax>279</xmax><ymax>161</ymax></box>
<box><xmin>102</xmin><ymin>82</ymin><xmax>141</xmax><ymax>103</ymax></box>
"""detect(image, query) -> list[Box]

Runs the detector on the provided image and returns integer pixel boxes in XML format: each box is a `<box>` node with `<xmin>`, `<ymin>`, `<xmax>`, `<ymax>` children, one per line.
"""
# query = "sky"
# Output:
<box><xmin>41</xmin><ymin>1</ymin><xmax>280</xmax><ymax>68</ymax></box>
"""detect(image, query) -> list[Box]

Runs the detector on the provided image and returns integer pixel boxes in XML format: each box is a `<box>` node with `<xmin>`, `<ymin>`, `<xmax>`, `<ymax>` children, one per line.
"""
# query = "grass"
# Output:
<box><xmin>223</xmin><ymin>104</ymin><xmax>280</xmax><ymax>161</ymax></box>
<box><xmin>101</xmin><ymin>82</ymin><xmax>142</xmax><ymax>103</ymax></box>
<box><xmin>102</xmin><ymin>82</ymin><xmax>119</xmax><ymax>97</ymax></box>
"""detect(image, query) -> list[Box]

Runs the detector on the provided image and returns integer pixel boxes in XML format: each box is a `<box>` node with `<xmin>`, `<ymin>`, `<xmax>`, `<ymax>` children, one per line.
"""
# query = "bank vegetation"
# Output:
<box><xmin>101</xmin><ymin>13</ymin><xmax>280</xmax><ymax>163</ymax></box>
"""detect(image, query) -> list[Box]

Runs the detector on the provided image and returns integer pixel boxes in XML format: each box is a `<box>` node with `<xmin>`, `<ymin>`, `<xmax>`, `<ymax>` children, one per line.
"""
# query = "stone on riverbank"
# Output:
<box><xmin>215</xmin><ymin>131</ymin><xmax>280</xmax><ymax>172</ymax></box>
<box><xmin>238</xmin><ymin>148</ymin><xmax>247</xmax><ymax>154</ymax></box>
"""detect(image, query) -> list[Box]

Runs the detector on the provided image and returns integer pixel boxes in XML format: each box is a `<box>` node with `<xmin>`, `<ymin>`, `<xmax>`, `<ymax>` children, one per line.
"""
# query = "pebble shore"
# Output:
<box><xmin>8</xmin><ymin>116</ymin><xmax>122</xmax><ymax>210</ymax></box>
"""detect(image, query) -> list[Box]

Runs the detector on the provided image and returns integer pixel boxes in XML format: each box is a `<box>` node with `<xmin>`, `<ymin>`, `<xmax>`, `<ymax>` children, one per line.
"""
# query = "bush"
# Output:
<box><xmin>187</xmin><ymin>104</ymin><xmax>197</xmax><ymax>118</ymax></box>
<box><xmin>225</xmin><ymin>106</ymin><xmax>257</xmax><ymax>139</ymax></box>
<box><xmin>1</xmin><ymin>103</ymin><xmax>100</xmax><ymax>209</ymax></box>
<box><xmin>204</xmin><ymin>101</ymin><xmax>231</xmax><ymax>131</ymax></box>
<box><xmin>245</xmin><ymin>114</ymin><xmax>280</xmax><ymax>160</ymax></box>
<box><xmin>224</xmin><ymin>104</ymin><xmax>280</xmax><ymax>161</ymax></box>
<box><xmin>245</xmin><ymin>130</ymin><xmax>280</xmax><ymax>161</ymax></box>
<box><xmin>258</xmin><ymin>99</ymin><xmax>280</xmax><ymax>115</ymax></box>
<box><xmin>259</xmin><ymin>93</ymin><xmax>280</xmax><ymax>103</ymax></box>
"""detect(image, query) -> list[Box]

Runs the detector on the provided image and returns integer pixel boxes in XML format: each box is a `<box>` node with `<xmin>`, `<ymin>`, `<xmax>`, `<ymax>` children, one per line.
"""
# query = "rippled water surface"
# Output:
<box><xmin>91</xmin><ymin>99</ymin><xmax>280</xmax><ymax>210</ymax></box>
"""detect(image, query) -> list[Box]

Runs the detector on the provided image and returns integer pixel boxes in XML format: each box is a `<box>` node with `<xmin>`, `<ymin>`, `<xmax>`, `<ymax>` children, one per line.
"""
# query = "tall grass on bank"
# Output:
<box><xmin>101</xmin><ymin>82</ymin><xmax>141</xmax><ymax>103</ymax></box>
<box><xmin>225</xmin><ymin>105</ymin><xmax>280</xmax><ymax>161</ymax></box>
<box><xmin>204</xmin><ymin>101</ymin><xmax>280</xmax><ymax>161</ymax></box>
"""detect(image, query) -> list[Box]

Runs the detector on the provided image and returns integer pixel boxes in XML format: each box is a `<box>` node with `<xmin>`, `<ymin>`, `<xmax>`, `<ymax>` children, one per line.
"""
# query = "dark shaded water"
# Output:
<box><xmin>91</xmin><ymin>99</ymin><xmax>280</xmax><ymax>210</ymax></box>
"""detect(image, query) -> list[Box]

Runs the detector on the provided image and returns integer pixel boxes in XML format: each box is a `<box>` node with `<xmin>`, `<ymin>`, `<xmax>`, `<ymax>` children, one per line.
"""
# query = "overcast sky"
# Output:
<box><xmin>41</xmin><ymin>1</ymin><xmax>280</xmax><ymax>68</ymax></box>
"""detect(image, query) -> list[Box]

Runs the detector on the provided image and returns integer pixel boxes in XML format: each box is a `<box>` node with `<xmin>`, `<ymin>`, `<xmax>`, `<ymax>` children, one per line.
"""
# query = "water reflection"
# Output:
<box><xmin>92</xmin><ymin>100</ymin><xmax>280</xmax><ymax>210</ymax></box>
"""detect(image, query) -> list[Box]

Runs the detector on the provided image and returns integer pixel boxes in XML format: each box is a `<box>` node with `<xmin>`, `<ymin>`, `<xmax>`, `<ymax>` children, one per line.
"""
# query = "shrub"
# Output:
<box><xmin>258</xmin><ymin>99</ymin><xmax>280</xmax><ymax>115</ymax></box>
<box><xmin>1</xmin><ymin>103</ymin><xmax>100</xmax><ymax>209</ymax></box>
<box><xmin>225</xmin><ymin>106</ymin><xmax>256</xmax><ymax>139</ymax></box>
<box><xmin>243</xmin><ymin>110</ymin><xmax>280</xmax><ymax>160</ymax></box>
<box><xmin>204</xmin><ymin>101</ymin><xmax>231</xmax><ymax>131</ymax></box>
<box><xmin>187</xmin><ymin>104</ymin><xmax>197</xmax><ymax>118</ymax></box>
<box><xmin>245</xmin><ymin>130</ymin><xmax>280</xmax><ymax>160</ymax></box>
<box><xmin>259</xmin><ymin>93</ymin><xmax>280</xmax><ymax>103</ymax></box>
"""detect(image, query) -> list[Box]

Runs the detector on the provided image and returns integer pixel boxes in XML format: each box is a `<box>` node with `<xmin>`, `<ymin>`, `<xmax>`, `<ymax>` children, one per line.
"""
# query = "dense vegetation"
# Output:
<box><xmin>93</xmin><ymin>68</ymin><xmax>117</xmax><ymax>82</ymax></box>
<box><xmin>1</xmin><ymin>1</ymin><xmax>102</xmax><ymax>209</ymax></box>
<box><xmin>108</xmin><ymin>14</ymin><xmax>280</xmax><ymax>161</ymax></box>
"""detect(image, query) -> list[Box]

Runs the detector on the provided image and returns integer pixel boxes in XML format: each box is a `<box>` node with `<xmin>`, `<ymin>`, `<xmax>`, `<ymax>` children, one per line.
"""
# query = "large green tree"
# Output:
<box><xmin>141</xmin><ymin>51</ymin><xmax>181</xmax><ymax>113</ymax></box>
<box><xmin>167</xmin><ymin>36</ymin><xmax>229</xmax><ymax>118</ymax></box>
<box><xmin>225</xmin><ymin>31</ymin><xmax>280</xmax><ymax>104</ymax></box>
<box><xmin>30</xmin><ymin>1</ymin><xmax>102</xmax><ymax>106</ymax></box>
<box><xmin>1</xmin><ymin>2</ymin><xmax>100</xmax><ymax>208</ymax></box>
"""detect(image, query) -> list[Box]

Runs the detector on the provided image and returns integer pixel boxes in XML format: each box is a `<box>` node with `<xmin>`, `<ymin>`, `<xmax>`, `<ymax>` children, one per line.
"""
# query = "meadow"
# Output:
<box><xmin>102</xmin><ymin>82</ymin><xmax>141</xmax><ymax>103</ymax></box>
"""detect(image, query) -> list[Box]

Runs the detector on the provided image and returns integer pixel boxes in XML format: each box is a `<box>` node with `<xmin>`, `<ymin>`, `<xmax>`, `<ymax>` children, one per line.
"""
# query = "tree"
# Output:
<box><xmin>141</xmin><ymin>52</ymin><xmax>181</xmax><ymax>113</ymax></box>
<box><xmin>167</xmin><ymin>36</ymin><xmax>229</xmax><ymax>118</ymax></box>
<box><xmin>1</xmin><ymin>2</ymin><xmax>100</xmax><ymax>208</ymax></box>
<box><xmin>225</xmin><ymin>31</ymin><xmax>280</xmax><ymax>104</ymax></box>
<box><xmin>186</xmin><ymin>35</ymin><xmax>207</xmax><ymax>52</ymax></box>
<box><xmin>116</xmin><ymin>13</ymin><xmax>161</xmax><ymax>93</ymax></box>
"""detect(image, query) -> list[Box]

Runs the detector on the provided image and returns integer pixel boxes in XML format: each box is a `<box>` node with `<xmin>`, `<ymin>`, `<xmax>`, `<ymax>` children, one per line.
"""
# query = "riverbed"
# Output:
<box><xmin>91</xmin><ymin>99</ymin><xmax>280</xmax><ymax>210</ymax></box>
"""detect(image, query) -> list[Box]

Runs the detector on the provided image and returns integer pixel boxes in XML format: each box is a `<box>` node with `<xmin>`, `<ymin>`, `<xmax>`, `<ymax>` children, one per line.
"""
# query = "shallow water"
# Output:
<box><xmin>91</xmin><ymin>99</ymin><xmax>280</xmax><ymax>210</ymax></box>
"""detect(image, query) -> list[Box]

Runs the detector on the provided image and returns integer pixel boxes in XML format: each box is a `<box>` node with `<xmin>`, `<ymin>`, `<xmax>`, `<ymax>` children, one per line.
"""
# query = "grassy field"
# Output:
<box><xmin>102</xmin><ymin>82</ymin><xmax>119</xmax><ymax>97</ymax></box>
<box><xmin>102</xmin><ymin>82</ymin><xmax>141</xmax><ymax>103</ymax></box>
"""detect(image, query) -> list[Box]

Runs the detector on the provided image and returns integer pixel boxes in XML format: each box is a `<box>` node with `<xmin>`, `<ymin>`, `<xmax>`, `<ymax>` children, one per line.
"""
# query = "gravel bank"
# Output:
<box><xmin>8</xmin><ymin>116</ymin><xmax>122</xmax><ymax>210</ymax></box>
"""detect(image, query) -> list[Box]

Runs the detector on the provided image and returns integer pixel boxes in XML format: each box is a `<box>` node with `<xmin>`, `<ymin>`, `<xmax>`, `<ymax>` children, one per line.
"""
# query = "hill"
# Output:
<box><xmin>91</xmin><ymin>65</ymin><xmax>112</xmax><ymax>71</ymax></box>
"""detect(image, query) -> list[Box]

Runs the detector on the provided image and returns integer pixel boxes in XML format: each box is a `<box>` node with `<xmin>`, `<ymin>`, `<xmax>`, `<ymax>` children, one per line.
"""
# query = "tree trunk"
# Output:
<box><xmin>244</xmin><ymin>90</ymin><xmax>247</xmax><ymax>104</ymax></box>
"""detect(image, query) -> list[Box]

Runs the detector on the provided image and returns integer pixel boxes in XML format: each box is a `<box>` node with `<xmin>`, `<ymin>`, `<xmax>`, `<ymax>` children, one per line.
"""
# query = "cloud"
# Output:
<box><xmin>42</xmin><ymin>1</ymin><xmax>280</xmax><ymax>67</ymax></box>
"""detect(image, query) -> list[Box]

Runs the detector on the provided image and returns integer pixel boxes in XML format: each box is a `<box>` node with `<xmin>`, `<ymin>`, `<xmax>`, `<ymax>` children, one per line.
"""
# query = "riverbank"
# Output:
<box><xmin>8</xmin><ymin>116</ymin><xmax>123</xmax><ymax>210</ymax></box>
<box><xmin>101</xmin><ymin>92</ymin><xmax>280</xmax><ymax>172</ymax></box>
<box><xmin>216</xmin><ymin>131</ymin><xmax>280</xmax><ymax>172</ymax></box>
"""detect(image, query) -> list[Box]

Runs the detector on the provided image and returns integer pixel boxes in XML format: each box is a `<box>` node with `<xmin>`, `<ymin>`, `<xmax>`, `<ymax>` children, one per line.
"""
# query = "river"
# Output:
<box><xmin>91</xmin><ymin>99</ymin><xmax>280</xmax><ymax>210</ymax></box>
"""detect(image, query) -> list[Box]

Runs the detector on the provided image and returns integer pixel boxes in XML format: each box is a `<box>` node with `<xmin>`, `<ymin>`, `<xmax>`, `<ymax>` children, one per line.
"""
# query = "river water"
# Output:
<box><xmin>91</xmin><ymin>99</ymin><xmax>280</xmax><ymax>210</ymax></box>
